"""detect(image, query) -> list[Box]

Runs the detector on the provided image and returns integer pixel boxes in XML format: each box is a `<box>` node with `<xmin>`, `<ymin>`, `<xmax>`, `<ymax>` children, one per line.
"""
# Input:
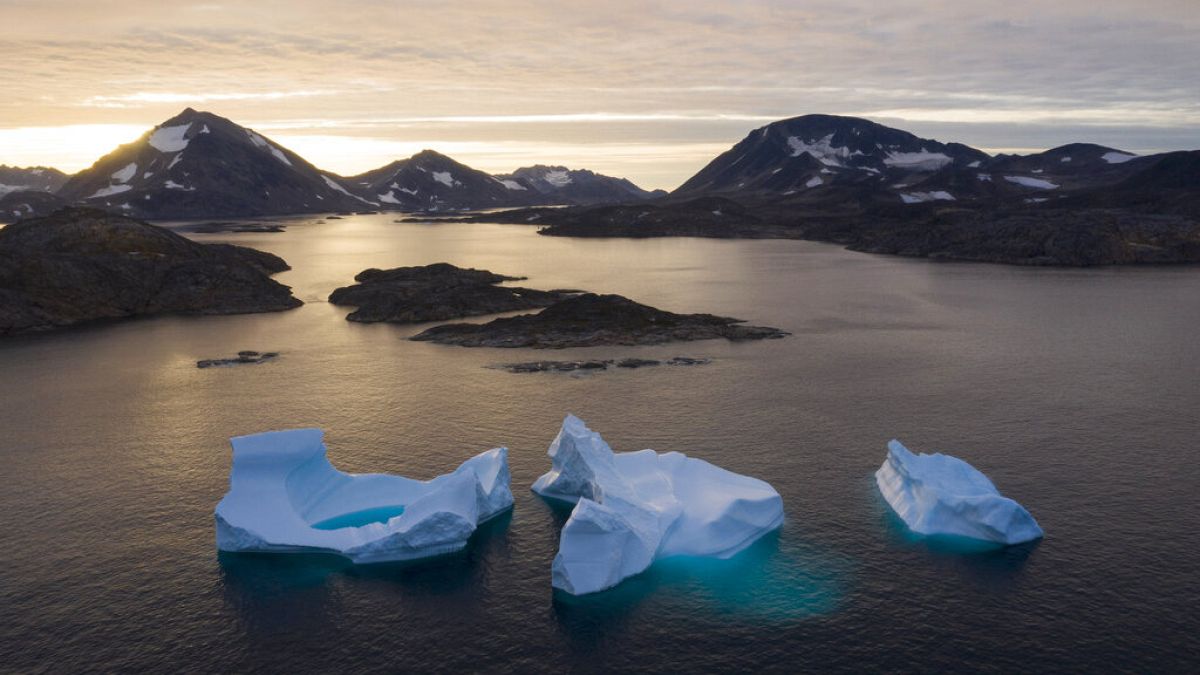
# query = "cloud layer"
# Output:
<box><xmin>1</xmin><ymin>0</ymin><xmax>1196</xmax><ymax>187</ymax></box>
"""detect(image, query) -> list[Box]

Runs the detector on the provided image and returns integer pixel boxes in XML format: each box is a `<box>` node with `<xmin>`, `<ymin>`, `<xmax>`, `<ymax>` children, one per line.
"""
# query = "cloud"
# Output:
<box><xmin>0</xmin><ymin>0</ymin><xmax>1196</xmax><ymax>187</ymax></box>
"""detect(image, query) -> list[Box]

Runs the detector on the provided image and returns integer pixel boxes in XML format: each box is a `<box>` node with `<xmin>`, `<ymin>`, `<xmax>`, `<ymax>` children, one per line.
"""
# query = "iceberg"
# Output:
<box><xmin>875</xmin><ymin>440</ymin><xmax>1043</xmax><ymax>545</ymax></box>
<box><xmin>215</xmin><ymin>429</ymin><xmax>512</xmax><ymax>563</ymax></box>
<box><xmin>533</xmin><ymin>415</ymin><xmax>784</xmax><ymax>595</ymax></box>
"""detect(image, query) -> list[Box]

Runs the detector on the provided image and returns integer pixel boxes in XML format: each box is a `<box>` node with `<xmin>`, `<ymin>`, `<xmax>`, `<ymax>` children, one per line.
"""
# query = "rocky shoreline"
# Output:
<box><xmin>0</xmin><ymin>208</ymin><xmax>301</xmax><ymax>336</ymax></box>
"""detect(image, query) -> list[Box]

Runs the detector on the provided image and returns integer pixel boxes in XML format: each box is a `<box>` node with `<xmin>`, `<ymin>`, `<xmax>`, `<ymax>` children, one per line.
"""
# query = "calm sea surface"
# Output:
<box><xmin>1</xmin><ymin>215</ymin><xmax>1198</xmax><ymax>672</ymax></box>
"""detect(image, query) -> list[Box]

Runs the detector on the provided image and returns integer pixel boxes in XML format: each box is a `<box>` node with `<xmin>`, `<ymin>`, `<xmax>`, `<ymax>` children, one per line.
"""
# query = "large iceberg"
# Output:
<box><xmin>533</xmin><ymin>415</ymin><xmax>784</xmax><ymax>595</ymax></box>
<box><xmin>875</xmin><ymin>439</ymin><xmax>1043</xmax><ymax>545</ymax></box>
<box><xmin>215</xmin><ymin>429</ymin><xmax>513</xmax><ymax>563</ymax></box>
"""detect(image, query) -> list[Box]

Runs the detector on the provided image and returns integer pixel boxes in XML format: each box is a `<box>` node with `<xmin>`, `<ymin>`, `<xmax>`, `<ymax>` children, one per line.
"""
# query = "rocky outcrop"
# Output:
<box><xmin>411</xmin><ymin>293</ymin><xmax>788</xmax><ymax>348</ymax></box>
<box><xmin>197</xmin><ymin>351</ymin><xmax>280</xmax><ymax>368</ymax></box>
<box><xmin>0</xmin><ymin>208</ymin><xmax>301</xmax><ymax>335</ymax></box>
<box><xmin>328</xmin><ymin>262</ymin><xmax>572</xmax><ymax>323</ymax></box>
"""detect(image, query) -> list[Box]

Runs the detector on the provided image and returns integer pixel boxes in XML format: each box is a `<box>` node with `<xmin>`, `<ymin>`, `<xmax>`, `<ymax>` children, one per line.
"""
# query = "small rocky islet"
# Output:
<box><xmin>491</xmin><ymin>356</ymin><xmax>712</xmax><ymax>374</ymax></box>
<box><xmin>196</xmin><ymin>351</ymin><xmax>280</xmax><ymax>368</ymax></box>
<box><xmin>328</xmin><ymin>262</ymin><xmax>572</xmax><ymax>324</ymax></box>
<box><xmin>0</xmin><ymin>207</ymin><xmax>301</xmax><ymax>336</ymax></box>
<box><xmin>330</xmin><ymin>262</ymin><xmax>789</xmax><ymax>349</ymax></box>
<box><xmin>410</xmin><ymin>292</ymin><xmax>789</xmax><ymax>348</ymax></box>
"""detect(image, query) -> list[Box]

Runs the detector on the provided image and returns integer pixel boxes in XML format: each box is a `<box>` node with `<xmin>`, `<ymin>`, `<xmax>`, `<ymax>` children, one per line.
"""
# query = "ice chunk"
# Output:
<box><xmin>533</xmin><ymin>415</ymin><xmax>784</xmax><ymax>595</ymax></box>
<box><xmin>214</xmin><ymin>429</ymin><xmax>513</xmax><ymax>563</ymax></box>
<box><xmin>875</xmin><ymin>439</ymin><xmax>1043</xmax><ymax>545</ymax></box>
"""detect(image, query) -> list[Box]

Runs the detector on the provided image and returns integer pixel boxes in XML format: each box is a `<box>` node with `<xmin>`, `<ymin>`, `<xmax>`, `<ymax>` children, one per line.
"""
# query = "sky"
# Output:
<box><xmin>1</xmin><ymin>0</ymin><xmax>1197</xmax><ymax>190</ymax></box>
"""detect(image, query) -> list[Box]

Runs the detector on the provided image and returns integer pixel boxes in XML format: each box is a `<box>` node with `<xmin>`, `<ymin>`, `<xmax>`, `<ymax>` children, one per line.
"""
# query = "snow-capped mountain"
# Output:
<box><xmin>674</xmin><ymin>114</ymin><xmax>989</xmax><ymax>198</ymax></box>
<box><xmin>346</xmin><ymin>153</ymin><xmax>663</xmax><ymax>211</ymax></box>
<box><xmin>496</xmin><ymin>165</ymin><xmax>666</xmax><ymax>205</ymax></box>
<box><xmin>0</xmin><ymin>165</ymin><xmax>70</xmax><ymax>196</ymax></box>
<box><xmin>346</xmin><ymin>150</ymin><xmax>524</xmax><ymax>212</ymax></box>
<box><xmin>56</xmin><ymin>108</ymin><xmax>373</xmax><ymax>218</ymax></box>
<box><xmin>669</xmin><ymin>115</ymin><xmax>1187</xmax><ymax>208</ymax></box>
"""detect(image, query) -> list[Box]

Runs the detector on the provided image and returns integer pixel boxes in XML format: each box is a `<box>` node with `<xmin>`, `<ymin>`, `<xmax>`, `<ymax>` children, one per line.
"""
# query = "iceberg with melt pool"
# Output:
<box><xmin>533</xmin><ymin>415</ymin><xmax>784</xmax><ymax>595</ymax></box>
<box><xmin>215</xmin><ymin>428</ymin><xmax>512</xmax><ymax>563</ymax></box>
<box><xmin>875</xmin><ymin>439</ymin><xmax>1043</xmax><ymax>545</ymax></box>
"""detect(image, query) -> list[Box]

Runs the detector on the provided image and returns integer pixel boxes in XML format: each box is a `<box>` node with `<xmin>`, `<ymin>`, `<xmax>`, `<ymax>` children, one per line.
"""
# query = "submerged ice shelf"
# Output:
<box><xmin>533</xmin><ymin>415</ymin><xmax>785</xmax><ymax>595</ymax></box>
<box><xmin>215</xmin><ymin>429</ymin><xmax>513</xmax><ymax>563</ymax></box>
<box><xmin>876</xmin><ymin>439</ymin><xmax>1043</xmax><ymax>545</ymax></box>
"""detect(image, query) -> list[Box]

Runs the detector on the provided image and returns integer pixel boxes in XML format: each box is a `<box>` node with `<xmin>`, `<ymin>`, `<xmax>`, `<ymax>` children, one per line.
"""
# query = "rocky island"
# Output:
<box><xmin>411</xmin><ymin>293</ymin><xmax>788</xmax><ymax>348</ymax></box>
<box><xmin>329</xmin><ymin>262</ymin><xmax>573</xmax><ymax>323</ymax></box>
<box><xmin>0</xmin><ymin>207</ymin><xmax>301</xmax><ymax>335</ymax></box>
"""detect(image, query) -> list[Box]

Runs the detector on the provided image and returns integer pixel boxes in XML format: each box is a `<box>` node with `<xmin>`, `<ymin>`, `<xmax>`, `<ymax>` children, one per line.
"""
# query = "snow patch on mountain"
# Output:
<box><xmin>1102</xmin><ymin>151</ymin><xmax>1138</xmax><ymax>164</ymax></box>
<box><xmin>89</xmin><ymin>184</ymin><xmax>133</xmax><ymax>199</ymax></box>
<box><xmin>806</xmin><ymin>176</ymin><xmax>824</xmax><ymax>188</ymax></box>
<box><xmin>112</xmin><ymin>163</ymin><xmax>137</xmax><ymax>183</ymax></box>
<box><xmin>900</xmin><ymin>191</ymin><xmax>955</xmax><ymax>204</ymax></box>
<box><xmin>377</xmin><ymin>191</ymin><xmax>401</xmax><ymax>204</ymax></box>
<box><xmin>247</xmin><ymin>131</ymin><xmax>292</xmax><ymax>166</ymax></box>
<box><xmin>499</xmin><ymin>179</ymin><xmax>526</xmax><ymax>190</ymax></box>
<box><xmin>543</xmin><ymin>169</ymin><xmax>572</xmax><ymax>187</ymax></box>
<box><xmin>884</xmin><ymin>150</ymin><xmax>953</xmax><ymax>171</ymax></box>
<box><xmin>1004</xmin><ymin>176</ymin><xmax>1059</xmax><ymax>189</ymax></box>
<box><xmin>148</xmin><ymin>124</ymin><xmax>191</xmax><ymax>152</ymax></box>
<box><xmin>787</xmin><ymin>134</ymin><xmax>855</xmax><ymax>167</ymax></box>
<box><xmin>432</xmin><ymin>171</ymin><xmax>459</xmax><ymax>188</ymax></box>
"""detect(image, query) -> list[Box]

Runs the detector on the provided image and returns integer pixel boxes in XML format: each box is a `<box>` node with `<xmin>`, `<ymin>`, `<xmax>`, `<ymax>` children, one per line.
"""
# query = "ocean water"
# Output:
<box><xmin>1</xmin><ymin>214</ymin><xmax>1198</xmax><ymax>672</ymax></box>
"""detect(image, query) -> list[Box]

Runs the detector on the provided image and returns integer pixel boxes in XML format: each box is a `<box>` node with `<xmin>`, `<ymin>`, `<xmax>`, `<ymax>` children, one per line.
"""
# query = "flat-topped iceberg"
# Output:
<box><xmin>533</xmin><ymin>415</ymin><xmax>784</xmax><ymax>595</ymax></box>
<box><xmin>215</xmin><ymin>429</ymin><xmax>512</xmax><ymax>563</ymax></box>
<box><xmin>875</xmin><ymin>439</ymin><xmax>1043</xmax><ymax>545</ymax></box>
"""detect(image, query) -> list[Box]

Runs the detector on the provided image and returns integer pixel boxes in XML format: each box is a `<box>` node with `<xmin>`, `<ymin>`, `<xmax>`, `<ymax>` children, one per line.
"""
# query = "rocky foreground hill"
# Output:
<box><xmin>0</xmin><ymin>208</ymin><xmax>300</xmax><ymax>335</ymax></box>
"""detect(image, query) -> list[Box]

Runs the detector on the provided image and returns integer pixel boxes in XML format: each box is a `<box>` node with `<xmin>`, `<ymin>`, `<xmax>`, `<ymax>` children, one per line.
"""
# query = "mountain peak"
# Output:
<box><xmin>674</xmin><ymin>113</ymin><xmax>990</xmax><ymax>196</ymax></box>
<box><xmin>55</xmin><ymin>108</ymin><xmax>372</xmax><ymax>218</ymax></box>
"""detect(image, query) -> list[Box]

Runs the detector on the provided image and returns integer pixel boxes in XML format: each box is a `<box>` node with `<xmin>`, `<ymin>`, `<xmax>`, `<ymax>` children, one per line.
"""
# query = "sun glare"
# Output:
<box><xmin>0</xmin><ymin>124</ymin><xmax>147</xmax><ymax>171</ymax></box>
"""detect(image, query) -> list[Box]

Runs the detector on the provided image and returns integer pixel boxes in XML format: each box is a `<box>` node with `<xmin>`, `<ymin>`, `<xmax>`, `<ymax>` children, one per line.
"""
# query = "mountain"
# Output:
<box><xmin>346</xmin><ymin>152</ymin><xmax>663</xmax><ymax>211</ymax></box>
<box><xmin>450</xmin><ymin>113</ymin><xmax>1200</xmax><ymax>266</ymax></box>
<box><xmin>496</xmin><ymin>165</ymin><xmax>666</xmax><ymax>205</ymax></box>
<box><xmin>673</xmin><ymin>114</ymin><xmax>989</xmax><ymax>198</ymax></box>
<box><xmin>346</xmin><ymin>150</ymin><xmax>525</xmax><ymax>212</ymax></box>
<box><xmin>0</xmin><ymin>165</ymin><xmax>70</xmax><ymax>196</ymax></box>
<box><xmin>56</xmin><ymin>108</ymin><xmax>374</xmax><ymax>219</ymax></box>
<box><xmin>0</xmin><ymin>191</ymin><xmax>69</xmax><ymax>222</ymax></box>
